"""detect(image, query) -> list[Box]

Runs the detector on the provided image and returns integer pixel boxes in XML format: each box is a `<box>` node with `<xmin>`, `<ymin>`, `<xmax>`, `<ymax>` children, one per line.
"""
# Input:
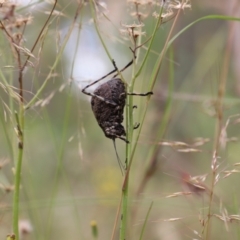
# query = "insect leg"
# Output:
<box><xmin>111</xmin><ymin>134</ymin><xmax>129</xmax><ymax>143</ymax></box>
<box><xmin>93</xmin><ymin>95</ymin><xmax>117</xmax><ymax>106</ymax></box>
<box><xmin>117</xmin><ymin>136</ymin><xmax>130</xmax><ymax>143</ymax></box>
<box><xmin>127</xmin><ymin>91</ymin><xmax>153</xmax><ymax>96</ymax></box>
<box><xmin>127</xmin><ymin>92</ymin><xmax>152</xmax><ymax>130</ymax></box>
<box><xmin>113</xmin><ymin>59</ymin><xmax>135</xmax><ymax>78</ymax></box>
<box><xmin>133</xmin><ymin>122</ymin><xmax>140</xmax><ymax>130</ymax></box>
<box><xmin>82</xmin><ymin>59</ymin><xmax>118</xmax><ymax>95</ymax></box>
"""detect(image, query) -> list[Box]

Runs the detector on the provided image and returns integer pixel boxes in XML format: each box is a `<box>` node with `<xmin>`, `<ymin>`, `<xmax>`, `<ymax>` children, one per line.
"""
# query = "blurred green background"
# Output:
<box><xmin>1</xmin><ymin>0</ymin><xmax>240</xmax><ymax>239</ymax></box>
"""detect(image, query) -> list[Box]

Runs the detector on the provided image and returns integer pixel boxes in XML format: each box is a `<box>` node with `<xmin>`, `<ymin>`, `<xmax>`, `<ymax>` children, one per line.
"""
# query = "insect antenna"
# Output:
<box><xmin>112</xmin><ymin>139</ymin><xmax>124</xmax><ymax>175</ymax></box>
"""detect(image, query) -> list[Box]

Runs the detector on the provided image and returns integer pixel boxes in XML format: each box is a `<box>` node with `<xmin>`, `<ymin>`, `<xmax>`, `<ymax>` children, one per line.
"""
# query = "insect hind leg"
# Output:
<box><xmin>113</xmin><ymin>58</ymin><xmax>135</xmax><ymax>78</ymax></box>
<box><xmin>82</xmin><ymin>59</ymin><xmax>118</xmax><ymax>95</ymax></box>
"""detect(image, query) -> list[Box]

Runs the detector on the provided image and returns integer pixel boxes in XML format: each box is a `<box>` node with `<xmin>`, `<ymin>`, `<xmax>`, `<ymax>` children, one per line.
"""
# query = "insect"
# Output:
<box><xmin>82</xmin><ymin>58</ymin><xmax>153</xmax><ymax>173</ymax></box>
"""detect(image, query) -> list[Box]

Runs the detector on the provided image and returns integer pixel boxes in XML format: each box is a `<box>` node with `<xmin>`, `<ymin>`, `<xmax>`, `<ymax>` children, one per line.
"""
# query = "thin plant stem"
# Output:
<box><xmin>11</xmin><ymin>1</ymin><xmax>78</xmax><ymax>239</ymax></box>
<box><xmin>21</xmin><ymin>0</ymin><xmax>58</xmax><ymax>71</ymax></box>
<box><xmin>45</xmin><ymin>84</ymin><xmax>74</xmax><ymax>239</ymax></box>
<box><xmin>13</xmin><ymin>109</ymin><xmax>24</xmax><ymax>240</ymax></box>
<box><xmin>149</xmin><ymin>2</ymin><xmax>182</xmax><ymax>91</ymax></box>
<box><xmin>111</xmin><ymin>196</ymin><xmax>123</xmax><ymax>240</ymax></box>
<box><xmin>120</xmin><ymin>5</ymin><xmax>164</xmax><ymax>239</ymax></box>
<box><xmin>205</xmin><ymin>15</ymin><xmax>235</xmax><ymax>240</ymax></box>
<box><xmin>25</xmin><ymin>3</ymin><xmax>83</xmax><ymax>109</ymax></box>
<box><xmin>139</xmin><ymin>201</ymin><xmax>153</xmax><ymax>240</ymax></box>
<box><xmin>11</xmin><ymin>2</ymin><xmax>57</xmax><ymax>236</ymax></box>
<box><xmin>89</xmin><ymin>0</ymin><xmax>112</xmax><ymax>63</ymax></box>
<box><xmin>120</xmin><ymin>6</ymin><xmax>167</xmax><ymax>239</ymax></box>
<box><xmin>134</xmin><ymin>6</ymin><xmax>164</xmax><ymax>80</ymax></box>
<box><xmin>123</xmin><ymin>4</ymin><xmax>181</xmax><ymax>182</ymax></box>
<box><xmin>120</xmin><ymin>53</ymin><xmax>135</xmax><ymax>240</ymax></box>
<box><xmin>89</xmin><ymin>0</ymin><xmax>128</xmax><ymax>84</ymax></box>
<box><xmin>135</xmin><ymin>47</ymin><xmax>174</xmax><ymax>220</ymax></box>
<box><xmin>119</xmin><ymin>11</ymin><xmax>182</xmax><ymax>237</ymax></box>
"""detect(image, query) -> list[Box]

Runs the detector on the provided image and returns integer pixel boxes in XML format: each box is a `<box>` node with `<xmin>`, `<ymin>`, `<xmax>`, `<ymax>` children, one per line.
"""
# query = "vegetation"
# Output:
<box><xmin>0</xmin><ymin>0</ymin><xmax>240</xmax><ymax>239</ymax></box>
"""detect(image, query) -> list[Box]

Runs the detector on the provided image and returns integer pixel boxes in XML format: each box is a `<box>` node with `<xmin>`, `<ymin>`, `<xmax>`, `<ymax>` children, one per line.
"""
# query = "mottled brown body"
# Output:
<box><xmin>81</xmin><ymin>58</ymin><xmax>153</xmax><ymax>173</ymax></box>
<box><xmin>91</xmin><ymin>78</ymin><xmax>127</xmax><ymax>142</ymax></box>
